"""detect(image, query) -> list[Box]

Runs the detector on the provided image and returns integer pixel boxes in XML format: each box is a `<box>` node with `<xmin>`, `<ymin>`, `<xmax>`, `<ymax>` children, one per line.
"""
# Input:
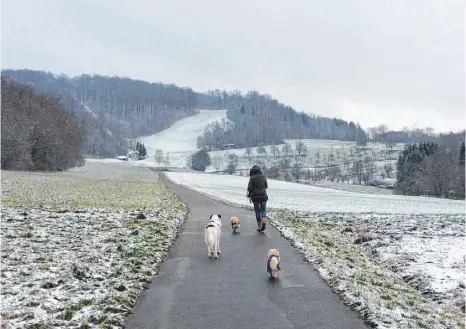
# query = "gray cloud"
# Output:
<box><xmin>1</xmin><ymin>0</ymin><xmax>464</xmax><ymax>132</ymax></box>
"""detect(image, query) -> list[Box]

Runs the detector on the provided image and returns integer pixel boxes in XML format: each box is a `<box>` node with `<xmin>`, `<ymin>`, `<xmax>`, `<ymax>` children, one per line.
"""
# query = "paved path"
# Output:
<box><xmin>125</xmin><ymin>172</ymin><xmax>367</xmax><ymax>329</ymax></box>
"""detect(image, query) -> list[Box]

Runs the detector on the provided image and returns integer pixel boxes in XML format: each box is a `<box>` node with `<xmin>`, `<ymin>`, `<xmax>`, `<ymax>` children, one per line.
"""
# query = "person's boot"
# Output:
<box><xmin>260</xmin><ymin>216</ymin><xmax>267</xmax><ymax>231</ymax></box>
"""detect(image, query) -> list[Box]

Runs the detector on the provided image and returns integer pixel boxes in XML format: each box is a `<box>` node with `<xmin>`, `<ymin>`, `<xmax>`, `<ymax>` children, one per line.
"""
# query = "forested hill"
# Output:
<box><xmin>2</xmin><ymin>69</ymin><xmax>198</xmax><ymax>157</ymax></box>
<box><xmin>196</xmin><ymin>90</ymin><xmax>367</xmax><ymax>149</ymax></box>
<box><xmin>2</xmin><ymin>69</ymin><xmax>367</xmax><ymax>156</ymax></box>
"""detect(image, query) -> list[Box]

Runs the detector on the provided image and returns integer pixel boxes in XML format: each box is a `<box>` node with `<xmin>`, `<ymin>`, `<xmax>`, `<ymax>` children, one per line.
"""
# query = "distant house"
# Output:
<box><xmin>221</xmin><ymin>144</ymin><xmax>235</xmax><ymax>150</ymax></box>
<box><xmin>127</xmin><ymin>150</ymin><xmax>139</xmax><ymax>161</ymax></box>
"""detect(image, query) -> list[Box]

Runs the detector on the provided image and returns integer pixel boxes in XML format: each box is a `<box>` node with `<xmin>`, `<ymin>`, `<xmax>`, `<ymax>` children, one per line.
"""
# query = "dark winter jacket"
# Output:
<box><xmin>247</xmin><ymin>166</ymin><xmax>268</xmax><ymax>202</ymax></box>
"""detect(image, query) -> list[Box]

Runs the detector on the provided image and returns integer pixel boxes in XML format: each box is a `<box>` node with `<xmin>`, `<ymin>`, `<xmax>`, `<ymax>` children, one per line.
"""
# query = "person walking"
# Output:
<box><xmin>247</xmin><ymin>165</ymin><xmax>268</xmax><ymax>232</ymax></box>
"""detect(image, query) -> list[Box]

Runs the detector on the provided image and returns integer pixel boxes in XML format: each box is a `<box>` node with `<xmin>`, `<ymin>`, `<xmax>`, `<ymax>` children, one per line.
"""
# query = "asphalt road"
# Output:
<box><xmin>124</xmin><ymin>172</ymin><xmax>367</xmax><ymax>329</ymax></box>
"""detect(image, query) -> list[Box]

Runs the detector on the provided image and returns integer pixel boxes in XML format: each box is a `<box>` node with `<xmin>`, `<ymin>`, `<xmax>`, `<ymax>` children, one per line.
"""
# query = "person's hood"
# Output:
<box><xmin>250</xmin><ymin>165</ymin><xmax>262</xmax><ymax>176</ymax></box>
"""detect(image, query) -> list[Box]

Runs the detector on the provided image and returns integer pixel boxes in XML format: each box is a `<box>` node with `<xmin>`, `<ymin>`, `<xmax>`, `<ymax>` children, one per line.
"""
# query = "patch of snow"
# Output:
<box><xmin>1</xmin><ymin>206</ymin><xmax>186</xmax><ymax>328</ymax></box>
<box><xmin>270</xmin><ymin>210</ymin><xmax>465</xmax><ymax>329</ymax></box>
<box><xmin>138</xmin><ymin>109</ymin><xmax>228</xmax><ymax>155</ymax></box>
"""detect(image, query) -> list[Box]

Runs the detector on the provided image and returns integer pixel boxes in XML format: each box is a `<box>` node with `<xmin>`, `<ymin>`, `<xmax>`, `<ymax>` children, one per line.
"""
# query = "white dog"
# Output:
<box><xmin>205</xmin><ymin>214</ymin><xmax>222</xmax><ymax>259</ymax></box>
<box><xmin>267</xmin><ymin>248</ymin><xmax>281</xmax><ymax>279</ymax></box>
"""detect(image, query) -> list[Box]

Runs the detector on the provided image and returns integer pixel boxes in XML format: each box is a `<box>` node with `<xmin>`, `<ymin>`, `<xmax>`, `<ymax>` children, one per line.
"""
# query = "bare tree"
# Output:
<box><xmin>225</xmin><ymin>159</ymin><xmax>237</xmax><ymax>175</ymax></box>
<box><xmin>212</xmin><ymin>156</ymin><xmax>223</xmax><ymax>173</ymax></box>
<box><xmin>282</xmin><ymin>143</ymin><xmax>292</xmax><ymax>158</ymax></box>
<box><xmin>295</xmin><ymin>140</ymin><xmax>307</xmax><ymax>157</ymax></box>
<box><xmin>163</xmin><ymin>152</ymin><xmax>171</xmax><ymax>167</ymax></box>
<box><xmin>376</xmin><ymin>124</ymin><xmax>388</xmax><ymax>143</ymax></box>
<box><xmin>244</xmin><ymin>147</ymin><xmax>253</xmax><ymax>163</ymax></box>
<box><xmin>326</xmin><ymin>165</ymin><xmax>341</xmax><ymax>182</ymax></box>
<box><xmin>228</xmin><ymin>153</ymin><xmax>238</xmax><ymax>166</ymax></box>
<box><xmin>367</xmin><ymin>127</ymin><xmax>378</xmax><ymax>141</ymax></box>
<box><xmin>380</xmin><ymin>171</ymin><xmax>386</xmax><ymax>181</ymax></box>
<box><xmin>328</xmin><ymin>149</ymin><xmax>335</xmax><ymax>166</ymax></box>
<box><xmin>362</xmin><ymin>156</ymin><xmax>377</xmax><ymax>185</ymax></box>
<box><xmin>256</xmin><ymin>146</ymin><xmax>267</xmax><ymax>156</ymax></box>
<box><xmin>425</xmin><ymin>127</ymin><xmax>435</xmax><ymax>137</ymax></box>
<box><xmin>270</xmin><ymin>145</ymin><xmax>279</xmax><ymax>158</ymax></box>
<box><xmin>291</xmin><ymin>161</ymin><xmax>303</xmax><ymax>181</ymax></box>
<box><xmin>154</xmin><ymin>149</ymin><xmax>164</xmax><ymax>164</ymax></box>
<box><xmin>384</xmin><ymin>163</ymin><xmax>394</xmax><ymax>178</ymax></box>
<box><xmin>351</xmin><ymin>160</ymin><xmax>364</xmax><ymax>185</ymax></box>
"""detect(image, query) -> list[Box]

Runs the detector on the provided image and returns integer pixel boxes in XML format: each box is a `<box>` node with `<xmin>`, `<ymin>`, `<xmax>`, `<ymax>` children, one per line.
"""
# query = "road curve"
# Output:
<box><xmin>124</xmin><ymin>172</ymin><xmax>367</xmax><ymax>329</ymax></box>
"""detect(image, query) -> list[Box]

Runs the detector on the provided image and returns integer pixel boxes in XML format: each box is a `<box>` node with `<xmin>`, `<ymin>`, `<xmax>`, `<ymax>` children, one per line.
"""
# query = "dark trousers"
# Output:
<box><xmin>253</xmin><ymin>201</ymin><xmax>267</xmax><ymax>223</ymax></box>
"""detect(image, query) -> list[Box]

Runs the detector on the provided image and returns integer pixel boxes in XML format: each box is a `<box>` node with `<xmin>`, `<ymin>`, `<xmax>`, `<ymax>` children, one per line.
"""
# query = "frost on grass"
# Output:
<box><xmin>164</xmin><ymin>171</ymin><xmax>465</xmax><ymax>214</ymax></box>
<box><xmin>270</xmin><ymin>210</ymin><xmax>465</xmax><ymax>329</ymax></box>
<box><xmin>1</xmin><ymin>169</ymin><xmax>187</xmax><ymax>329</ymax></box>
<box><xmin>1</xmin><ymin>168</ymin><xmax>164</xmax><ymax>209</ymax></box>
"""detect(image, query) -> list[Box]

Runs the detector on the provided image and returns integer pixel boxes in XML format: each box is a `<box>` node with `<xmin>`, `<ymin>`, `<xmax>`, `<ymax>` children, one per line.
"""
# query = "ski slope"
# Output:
<box><xmin>139</xmin><ymin>109</ymin><xmax>228</xmax><ymax>154</ymax></box>
<box><xmin>135</xmin><ymin>109</ymin><xmax>227</xmax><ymax>167</ymax></box>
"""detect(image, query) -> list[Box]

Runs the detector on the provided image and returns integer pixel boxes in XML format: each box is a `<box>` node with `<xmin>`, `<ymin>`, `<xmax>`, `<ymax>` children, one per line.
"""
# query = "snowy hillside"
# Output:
<box><xmin>135</xmin><ymin>109</ymin><xmax>227</xmax><ymax>167</ymax></box>
<box><xmin>139</xmin><ymin>109</ymin><xmax>228</xmax><ymax>154</ymax></box>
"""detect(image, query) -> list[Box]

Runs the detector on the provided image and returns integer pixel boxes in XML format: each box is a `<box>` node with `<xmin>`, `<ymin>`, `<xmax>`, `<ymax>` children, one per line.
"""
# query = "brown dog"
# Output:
<box><xmin>230</xmin><ymin>216</ymin><xmax>240</xmax><ymax>234</ymax></box>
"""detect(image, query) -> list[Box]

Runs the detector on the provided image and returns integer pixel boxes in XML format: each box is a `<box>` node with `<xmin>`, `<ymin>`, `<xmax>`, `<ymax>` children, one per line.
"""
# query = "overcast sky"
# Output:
<box><xmin>1</xmin><ymin>0</ymin><xmax>464</xmax><ymax>132</ymax></box>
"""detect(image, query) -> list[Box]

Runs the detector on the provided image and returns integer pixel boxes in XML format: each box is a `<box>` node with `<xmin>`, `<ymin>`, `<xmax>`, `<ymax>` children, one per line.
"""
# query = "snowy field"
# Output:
<box><xmin>138</xmin><ymin>109</ymin><xmax>228</xmax><ymax>154</ymax></box>
<box><xmin>164</xmin><ymin>171</ymin><xmax>464</xmax><ymax>214</ymax></box>
<box><xmin>1</xmin><ymin>163</ymin><xmax>187</xmax><ymax>328</ymax></box>
<box><xmin>164</xmin><ymin>171</ymin><xmax>465</xmax><ymax>328</ymax></box>
<box><xmin>271</xmin><ymin>210</ymin><xmax>465</xmax><ymax>329</ymax></box>
<box><xmin>133</xmin><ymin>109</ymin><xmax>401</xmax><ymax>192</ymax></box>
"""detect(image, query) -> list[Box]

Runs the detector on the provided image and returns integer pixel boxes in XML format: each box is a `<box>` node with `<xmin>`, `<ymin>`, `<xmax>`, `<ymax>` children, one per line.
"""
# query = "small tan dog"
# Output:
<box><xmin>230</xmin><ymin>216</ymin><xmax>240</xmax><ymax>234</ymax></box>
<box><xmin>267</xmin><ymin>248</ymin><xmax>281</xmax><ymax>279</ymax></box>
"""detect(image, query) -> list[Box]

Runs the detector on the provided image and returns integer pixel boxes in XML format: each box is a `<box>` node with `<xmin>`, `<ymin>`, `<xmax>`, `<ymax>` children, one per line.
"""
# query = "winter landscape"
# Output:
<box><xmin>2</xmin><ymin>2</ymin><xmax>465</xmax><ymax>327</ymax></box>
<box><xmin>2</xmin><ymin>104</ymin><xmax>464</xmax><ymax>328</ymax></box>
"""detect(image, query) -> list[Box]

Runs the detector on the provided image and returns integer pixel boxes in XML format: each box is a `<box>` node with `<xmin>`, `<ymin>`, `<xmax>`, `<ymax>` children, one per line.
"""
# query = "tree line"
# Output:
<box><xmin>2</xmin><ymin>69</ymin><xmax>370</xmax><ymax>157</ymax></box>
<box><xmin>196</xmin><ymin>90</ymin><xmax>368</xmax><ymax>149</ymax></box>
<box><xmin>1</xmin><ymin>76</ymin><xmax>85</xmax><ymax>171</ymax></box>
<box><xmin>367</xmin><ymin>124</ymin><xmax>465</xmax><ymax>151</ymax></box>
<box><xmin>395</xmin><ymin>141</ymin><xmax>465</xmax><ymax>199</ymax></box>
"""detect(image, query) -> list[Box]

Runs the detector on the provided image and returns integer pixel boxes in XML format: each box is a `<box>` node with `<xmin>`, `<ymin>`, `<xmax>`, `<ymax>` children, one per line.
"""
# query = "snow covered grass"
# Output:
<box><xmin>297</xmin><ymin>180</ymin><xmax>395</xmax><ymax>195</ymax></box>
<box><xmin>1</xmin><ymin>164</ymin><xmax>161</xmax><ymax>209</ymax></box>
<box><xmin>269</xmin><ymin>210</ymin><xmax>465</xmax><ymax>329</ymax></box>
<box><xmin>164</xmin><ymin>171</ymin><xmax>465</xmax><ymax>214</ymax></box>
<box><xmin>1</xmin><ymin>164</ymin><xmax>187</xmax><ymax>328</ymax></box>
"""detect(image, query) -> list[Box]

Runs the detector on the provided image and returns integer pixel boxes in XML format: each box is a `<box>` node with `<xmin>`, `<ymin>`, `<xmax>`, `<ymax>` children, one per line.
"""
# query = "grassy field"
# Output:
<box><xmin>1</xmin><ymin>163</ymin><xmax>187</xmax><ymax>329</ymax></box>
